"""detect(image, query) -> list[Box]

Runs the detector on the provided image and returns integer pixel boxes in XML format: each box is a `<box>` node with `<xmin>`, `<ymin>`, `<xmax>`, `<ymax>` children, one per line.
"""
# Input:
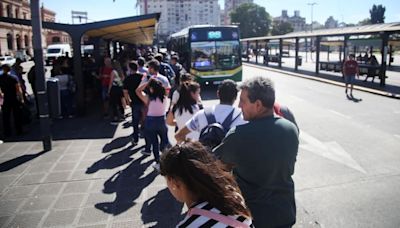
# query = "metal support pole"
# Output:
<box><xmin>327</xmin><ymin>45</ymin><xmax>330</xmax><ymax>62</ymax></box>
<box><xmin>315</xmin><ymin>36</ymin><xmax>320</xmax><ymax>74</ymax></box>
<box><xmin>389</xmin><ymin>45</ymin><xmax>393</xmax><ymax>67</ymax></box>
<box><xmin>339</xmin><ymin>45</ymin><xmax>342</xmax><ymax>62</ymax></box>
<box><xmin>305</xmin><ymin>38</ymin><xmax>308</xmax><ymax>62</ymax></box>
<box><xmin>278</xmin><ymin>39</ymin><xmax>283</xmax><ymax>68</ymax></box>
<box><xmin>343</xmin><ymin>35</ymin><xmax>349</xmax><ymax>62</ymax></box>
<box><xmin>380</xmin><ymin>32</ymin><xmax>388</xmax><ymax>86</ymax></box>
<box><xmin>70</xmin><ymin>34</ymin><xmax>85</xmax><ymax>115</ymax></box>
<box><xmin>265</xmin><ymin>40</ymin><xmax>269</xmax><ymax>66</ymax></box>
<box><xmin>246</xmin><ymin>41</ymin><xmax>249</xmax><ymax>62</ymax></box>
<box><xmin>30</xmin><ymin>0</ymin><xmax>52</xmax><ymax>151</ymax></box>
<box><xmin>295</xmin><ymin>38</ymin><xmax>299</xmax><ymax>71</ymax></box>
<box><xmin>255</xmin><ymin>40</ymin><xmax>259</xmax><ymax>64</ymax></box>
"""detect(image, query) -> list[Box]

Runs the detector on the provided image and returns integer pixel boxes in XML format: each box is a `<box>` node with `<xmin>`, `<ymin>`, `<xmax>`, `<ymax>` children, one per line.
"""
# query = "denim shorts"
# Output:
<box><xmin>344</xmin><ymin>75</ymin><xmax>355</xmax><ymax>84</ymax></box>
<box><xmin>101</xmin><ymin>85</ymin><xmax>109</xmax><ymax>101</ymax></box>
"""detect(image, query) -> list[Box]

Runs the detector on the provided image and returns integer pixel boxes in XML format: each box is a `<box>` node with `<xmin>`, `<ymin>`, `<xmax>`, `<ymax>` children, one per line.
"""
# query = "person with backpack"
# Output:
<box><xmin>213</xmin><ymin>77</ymin><xmax>299</xmax><ymax>228</ymax></box>
<box><xmin>160</xmin><ymin>141</ymin><xmax>254</xmax><ymax>228</ymax></box>
<box><xmin>154</xmin><ymin>53</ymin><xmax>175</xmax><ymax>85</ymax></box>
<box><xmin>175</xmin><ymin>79</ymin><xmax>246</xmax><ymax>148</ymax></box>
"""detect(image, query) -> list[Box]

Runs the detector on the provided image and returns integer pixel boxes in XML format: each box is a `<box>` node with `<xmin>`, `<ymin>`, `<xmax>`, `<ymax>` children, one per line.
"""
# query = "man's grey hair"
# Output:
<box><xmin>240</xmin><ymin>76</ymin><xmax>275</xmax><ymax>108</ymax></box>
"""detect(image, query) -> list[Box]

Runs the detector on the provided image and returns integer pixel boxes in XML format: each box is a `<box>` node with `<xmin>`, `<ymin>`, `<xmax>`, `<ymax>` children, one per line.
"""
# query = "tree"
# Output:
<box><xmin>230</xmin><ymin>3</ymin><xmax>271</xmax><ymax>38</ymax></box>
<box><xmin>358</xmin><ymin>18</ymin><xmax>371</xmax><ymax>26</ymax></box>
<box><xmin>370</xmin><ymin>4</ymin><xmax>385</xmax><ymax>24</ymax></box>
<box><xmin>271</xmin><ymin>21</ymin><xmax>293</xmax><ymax>36</ymax></box>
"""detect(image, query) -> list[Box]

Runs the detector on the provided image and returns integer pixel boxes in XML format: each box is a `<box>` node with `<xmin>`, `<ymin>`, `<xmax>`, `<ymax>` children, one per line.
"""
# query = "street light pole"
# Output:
<box><xmin>307</xmin><ymin>2</ymin><xmax>317</xmax><ymax>62</ymax></box>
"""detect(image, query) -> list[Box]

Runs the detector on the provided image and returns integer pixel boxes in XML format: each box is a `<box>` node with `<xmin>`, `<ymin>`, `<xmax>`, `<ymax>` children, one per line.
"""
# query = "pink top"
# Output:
<box><xmin>147</xmin><ymin>97</ymin><xmax>167</xmax><ymax>117</ymax></box>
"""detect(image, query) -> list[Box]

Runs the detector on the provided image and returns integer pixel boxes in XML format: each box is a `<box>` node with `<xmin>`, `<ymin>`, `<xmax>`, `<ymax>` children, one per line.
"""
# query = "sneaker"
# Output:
<box><xmin>152</xmin><ymin>162</ymin><xmax>160</xmax><ymax>172</ymax></box>
<box><xmin>132</xmin><ymin>139</ymin><xmax>138</xmax><ymax>146</ymax></box>
<box><xmin>110</xmin><ymin>120</ymin><xmax>119</xmax><ymax>125</ymax></box>
<box><xmin>140</xmin><ymin>149</ymin><xmax>151</xmax><ymax>156</ymax></box>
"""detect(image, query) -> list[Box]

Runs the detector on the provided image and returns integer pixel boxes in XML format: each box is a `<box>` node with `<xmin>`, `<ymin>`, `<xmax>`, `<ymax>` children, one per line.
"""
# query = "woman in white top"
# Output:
<box><xmin>167</xmin><ymin>81</ymin><xmax>201</xmax><ymax>140</ymax></box>
<box><xmin>136</xmin><ymin>78</ymin><xmax>168</xmax><ymax>171</ymax></box>
<box><xmin>160</xmin><ymin>141</ymin><xmax>254</xmax><ymax>228</ymax></box>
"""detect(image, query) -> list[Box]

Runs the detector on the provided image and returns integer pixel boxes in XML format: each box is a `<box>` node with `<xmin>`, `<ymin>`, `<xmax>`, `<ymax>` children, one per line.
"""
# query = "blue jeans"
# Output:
<box><xmin>60</xmin><ymin>89</ymin><xmax>73</xmax><ymax>117</ymax></box>
<box><xmin>144</xmin><ymin>116</ymin><xmax>168</xmax><ymax>162</ymax></box>
<box><xmin>131</xmin><ymin>104</ymin><xmax>143</xmax><ymax>142</ymax></box>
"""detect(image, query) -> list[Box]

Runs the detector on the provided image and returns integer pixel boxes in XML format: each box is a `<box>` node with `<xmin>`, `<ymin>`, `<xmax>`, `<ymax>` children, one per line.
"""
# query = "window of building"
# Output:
<box><xmin>24</xmin><ymin>35</ymin><xmax>29</xmax><ymax>47</ymax></box>
<box><xmin>23</xmin><ymin>12</ymin><xmax>27</xmax><ymax>19</ymax></box>
<box><xmin>7</xmin><ymin>33</ymin><xmax>13</xmax><ymax>50</ymax></box>
<box><xmin>15</xmin><ymin>8</ymin><xmax>19</xmax><ymax>19</ymax></box>
<box><xmin>16</xmin><ymin>34</ymin><xmax>21</xmax><ymax>50</ymax></box>
<box><xmin>0</xmin><ymin>4</ymin><xmax>3</xmax><ymax>17</ymax></box>
<box><xmin>6</xmin><ymin>5</ymin><xmax>12</xmax><ymax>17</ymax></box>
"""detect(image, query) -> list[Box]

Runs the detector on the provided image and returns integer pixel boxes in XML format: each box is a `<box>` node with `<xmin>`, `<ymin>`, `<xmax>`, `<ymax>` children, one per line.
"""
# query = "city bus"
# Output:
<box><xmin>167</xmin><ymin>25</ymin><xmax>242</xmax><ymax>84</ymax></box>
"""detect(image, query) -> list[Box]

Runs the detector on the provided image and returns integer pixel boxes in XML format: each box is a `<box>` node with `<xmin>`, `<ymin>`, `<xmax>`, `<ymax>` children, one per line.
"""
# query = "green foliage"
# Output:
<box><xmin>370</xmin><ymin>4</ymin><xmax>385</xmax><ymax>24</ymax></box>
<box><xmin>230</xmin><ymin>3</ymin><xmax>271</xmax><ymax>38</ymax></box>
<box><xmin>358</xmin><ymin>18</ymin><xmax>371</xmax><ymax>26</ymax></box>
<box><xmin>271</xmin><ymin>21</ymin><xmax>294</xmax><ymax>36</ymax></box>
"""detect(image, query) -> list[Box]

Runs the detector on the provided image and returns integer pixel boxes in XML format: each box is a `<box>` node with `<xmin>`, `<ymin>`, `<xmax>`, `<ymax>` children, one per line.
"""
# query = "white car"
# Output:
<box><xmin>0</xmin><ymin>56</ymin><xmax>16</xmax><ymax>66</ymax></box>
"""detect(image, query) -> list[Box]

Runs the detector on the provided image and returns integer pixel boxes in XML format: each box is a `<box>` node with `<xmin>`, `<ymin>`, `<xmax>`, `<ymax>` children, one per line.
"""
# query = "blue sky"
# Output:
<box><xmin>42</xmin><ymin>0</ymin><xmax>400</xmax><ymax>25</ymax></box>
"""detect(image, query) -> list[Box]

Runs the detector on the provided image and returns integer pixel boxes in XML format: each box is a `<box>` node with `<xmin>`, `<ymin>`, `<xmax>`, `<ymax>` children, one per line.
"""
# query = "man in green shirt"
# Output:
<box><xmin>214</xmin><ymin>76</ymin><xmax>299</xmax><ymax>228</ymax></box>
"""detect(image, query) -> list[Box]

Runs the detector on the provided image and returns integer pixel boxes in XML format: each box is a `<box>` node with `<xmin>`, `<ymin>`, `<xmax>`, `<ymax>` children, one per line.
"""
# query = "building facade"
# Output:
<box><xmin>223</xmin><ymin>0</ymin><xmax>253</xmax><ymax>25</ymax></box>
<box><xmin>0</xmin><ymin>0</ymin><xmax>70</xmax><ymax>57</ymax></box>
<box><xmin>273</xmin><ymin>10</ymin><xmax>306</xmax><ymax>32</ymax></box>
<box><xmin>138</xmin><ymin>0</ymin><xmax>220</xmax><ymax>38</ymax></box>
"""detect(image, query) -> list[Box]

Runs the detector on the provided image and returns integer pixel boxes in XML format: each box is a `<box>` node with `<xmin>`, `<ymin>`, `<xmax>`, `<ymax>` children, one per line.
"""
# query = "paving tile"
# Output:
<box><xmin>89</xmin><ymin>180</ymin><xmax>107</xmax><ymax>193</ymax></box>
<box><xmin>84</xmin><ymin>192</ymin><xmax>115</xmax><ymax>207</ymax></box>
<box><xmin>53</xmin><ymin>194</ymin><xmax>86</xmax><ymax>209</ymax></box>
<box><xmin>15</xmin><ymin>173</ymin><xmax>46</xmax><ymax>186</ymax></box>
<box><xmin>43</xmin><ymin>171</ymin><xmax>71</xmax><ymax>183</ymax></box>
<box><xmin>111</xmin><ymin>220</ymin><xmax>142</xmax><ymax>228</ymax></box>
<box><xmin>0</xmin><ymin>163</ymin><xmax>29</xmax><ymax>176</ymax></box>
<box><xmin>77</xmin><ymin>207</ymin><xmax>110</xmax><ymax>225</ymax></box>
<box><xmin>2</xmin><ymin>185</ymin><xmax>36</xmax><ymax>200</ymax></box>
<box><xmin>76</xmin><ymin>160</ymin><xmax>96</xmax><ymax>170</ymax></box>
<box><xmin>70</xmin><ymin>170</ymin><xmax>96</xmax><ymax>181</ymax></box>
<box><xmin>7</xmin><ymin>211</ymin><xmax>45</xmax><ymax>228</ymax></box>
<box><xmin>66</xmin><ymin>146</ymin><xmax>88</xmax><ymax>153</ymax></box>
<box><xmin>0</xmin><ymin>216</ymin><xmax>11</xmax><ymax>228</ymax></box>
<box><xmin>78</xmin><ymin>224</ymin><xmax>107</xmax><ymax>228</ymax></box>
<box><xmin>42</xmin><ymin>209</ymin><xmax>79</xmax><ymax>227</ymax></box>
<box><xmin>32</xmin><ymin>183</ymin><xmax>64</xmax><ymax>196</ymax></box>
<box><xmin>20</xmin><ymin>196</ymin><xmax>56</xmax><ymax>212</ymax></box>
<box><xmin>52</xmin><ymin>162</ymin><xmax>77</xmax><ymax>172</ymax></box>
<box><xmin>62</xmin><ymin>180</ymin><xmax>92</xmax><ymax>194</ymax></box>
<box><xmin>61</xmin><ymin>154</ymin><xmax>84</xmax><ymax>162</ymax></box>
<box><xmin>0</xmin><ymin>199</ymin><xmax>25</xmax><ymax>216</ymax></box>
<box><xmin>0</xmin><ymin>175</ymin><xmax>18</xmax><ymax>193</ymax></box>
<box><xmin>27</xmin><ymin>162</ymin><xmax>55</xmax><ymax>173</ymax></box>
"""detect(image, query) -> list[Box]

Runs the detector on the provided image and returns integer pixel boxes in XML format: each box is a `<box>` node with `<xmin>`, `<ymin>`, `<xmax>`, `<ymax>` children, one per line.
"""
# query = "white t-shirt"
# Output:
<box><xmin>186</xmin><ymin>104</ymin><xmax>247</xmax><ymax>133</ymax></box>
<box><xmin>174</xmin><ymin>105</ymin><xmax>200</xmax><ymax>140</ymax></box>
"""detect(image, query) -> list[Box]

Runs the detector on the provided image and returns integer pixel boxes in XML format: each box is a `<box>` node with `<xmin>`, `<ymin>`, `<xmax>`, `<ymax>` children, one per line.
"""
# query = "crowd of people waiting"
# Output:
<box><xmin>1</xmin><ymin>46</ymin><xmax>300</xmax><ymax>227</ymax></box>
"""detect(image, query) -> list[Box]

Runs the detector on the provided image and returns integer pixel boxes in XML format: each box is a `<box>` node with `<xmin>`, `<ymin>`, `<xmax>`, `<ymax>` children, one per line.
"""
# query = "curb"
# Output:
<box><xmin>244</xmin><ymin>62</ymin><xmax>400</xmax><ymax>99</ymax></box>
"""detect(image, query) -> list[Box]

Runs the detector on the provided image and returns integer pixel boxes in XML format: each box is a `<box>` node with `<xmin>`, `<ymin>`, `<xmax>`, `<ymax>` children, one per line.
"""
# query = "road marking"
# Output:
<box><xmin>394</xmin><ymin>135</ymin><xmax>400</xmax><ymax>139</ymax></box>
<box><xmin>328</xmin><ymin>109</ymin><xmax>351</xmax><ymax>119</ymax></box>
<box><xmin>287</xmin><ymin>95</ymin><xmax>305</xmax><ymax>102</ymax></box>
<box><xmin>300</xmin><ymin>131</ymin><xmax>366</xmax><ymax>173</ymax></box>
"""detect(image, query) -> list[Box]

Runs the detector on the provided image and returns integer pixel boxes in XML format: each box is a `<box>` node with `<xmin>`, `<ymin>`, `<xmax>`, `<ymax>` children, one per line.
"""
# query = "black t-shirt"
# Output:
<box><xmin>123</xmin><ymin>73</ymin><xmax>144</xmax><ymax>105</ymax></box>
<box><xmin>0</xmin><ymin>74</ymin><xmax>19</xmax><ymax>104</ymax></box>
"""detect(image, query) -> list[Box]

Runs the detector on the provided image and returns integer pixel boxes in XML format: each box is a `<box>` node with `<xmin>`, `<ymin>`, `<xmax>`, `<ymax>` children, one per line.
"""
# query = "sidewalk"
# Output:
<box><xmin>0</xmin><ymin>109</ymin><xmax>321</xmax><ymax>228</ymax></box>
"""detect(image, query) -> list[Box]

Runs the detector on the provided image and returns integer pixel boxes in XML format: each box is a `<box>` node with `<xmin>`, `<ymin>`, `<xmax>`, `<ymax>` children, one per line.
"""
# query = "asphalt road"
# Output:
<box><xmin>7</xmin><ymin>61</ymin><xmax>400</xmax><ymax>227</ymax></box>
<box><xmin>219</xmin><ymin>64</ymin><xmax>400</xmax><ymax>228</ymax></box>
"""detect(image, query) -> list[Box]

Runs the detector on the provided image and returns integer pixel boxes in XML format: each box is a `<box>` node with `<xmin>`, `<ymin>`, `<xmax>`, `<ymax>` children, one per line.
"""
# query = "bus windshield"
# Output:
<box><xmin>191</xmin><ymin>40</ymin><xmax>240</xmax><ymax>71</ymax></box>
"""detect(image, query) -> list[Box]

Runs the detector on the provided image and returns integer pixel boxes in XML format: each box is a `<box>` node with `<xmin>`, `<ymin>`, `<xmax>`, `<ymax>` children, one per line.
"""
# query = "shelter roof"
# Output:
<box><xmin>242</xmin><ymin>22</ymin><xmax>400</xmax><ymax>42</ymax></box>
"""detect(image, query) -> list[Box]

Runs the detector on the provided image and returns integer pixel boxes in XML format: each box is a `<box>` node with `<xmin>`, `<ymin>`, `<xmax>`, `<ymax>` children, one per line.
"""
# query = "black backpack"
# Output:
<box><xmin>199</xmin><ymin>108</ymin><xmax>241</xmax><ymax>150</ymax></box>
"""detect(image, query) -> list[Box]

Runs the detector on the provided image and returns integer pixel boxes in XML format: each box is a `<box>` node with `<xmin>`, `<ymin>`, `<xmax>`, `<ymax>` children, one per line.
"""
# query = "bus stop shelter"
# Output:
<box><xmin>241</xmin><ymin>22</ymin><xmax>400</xmax><ymax>86</ymax></box>
<box><xmin>0</xmin><ymin>13</ymin><xmax>160</xmax><ymax>114</ymax></box>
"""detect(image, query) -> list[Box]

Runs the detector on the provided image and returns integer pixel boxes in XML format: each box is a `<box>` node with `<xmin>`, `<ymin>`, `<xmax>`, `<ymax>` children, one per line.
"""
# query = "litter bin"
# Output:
<box><xmin>47</xmin><ymin>77</ymin><xmax>61</xmax><ymax>118</ymax></box>
<box><xmin>297</xmin><ymin>56</ymin><xmax>302</xmax><ymax>66</ymax></box>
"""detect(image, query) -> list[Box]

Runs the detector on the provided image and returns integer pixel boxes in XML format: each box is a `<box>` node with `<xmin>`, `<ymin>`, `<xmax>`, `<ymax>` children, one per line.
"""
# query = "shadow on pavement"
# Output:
<box><xmin>94</xmin><ymin>155</ymin><xmax>158</xmax><ymax>215</ymax></box>
<box><xmin>0</xmin><ymin>150</ymin><xmax>47</xmax><ymax>172</ymax></box>
<box><xmin>102</xmin><ymin>135</ymin><xmax>132</xmax><ymax>153</ymax></box>
<box><xmin>2</xmin><ymin>101</ymin><xmax>119</xmax><ymax>142</ymax></box>
<box><xmin>141</xmin><ymin>188</ymin><xmax>184</xmax><ymax>227</ymax></box>
<box><xmin>86</xmin><ymin>145</ymin><xmax>139</xmax><ymax>174</ymax></box>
